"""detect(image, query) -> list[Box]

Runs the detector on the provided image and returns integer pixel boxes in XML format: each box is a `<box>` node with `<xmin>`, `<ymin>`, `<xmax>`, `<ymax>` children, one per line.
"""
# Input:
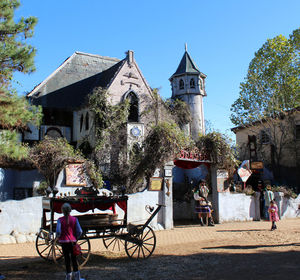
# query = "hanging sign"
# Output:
<box><xmin>238</xmin><ymin>160</ymin><xmax>252</xmax><ymax>183</ymax></box>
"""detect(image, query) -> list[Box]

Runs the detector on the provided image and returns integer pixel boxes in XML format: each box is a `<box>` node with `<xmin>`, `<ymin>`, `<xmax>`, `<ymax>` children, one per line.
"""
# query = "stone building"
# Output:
<box><xmin>231</xmin><ymin>108</ymin><xmax>300</xmax><ymax>188</ymax></box>
<box><xmin>26</xmin><ymin>50</ymin><xmax>156</xmax><ymax>152</ymax></box>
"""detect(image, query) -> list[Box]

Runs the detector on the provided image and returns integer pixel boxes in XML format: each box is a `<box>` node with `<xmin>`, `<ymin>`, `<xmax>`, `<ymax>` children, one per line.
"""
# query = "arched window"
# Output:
<box><xmin>126</xmin><ymin>92</ymin><xmax>139</xmax><ymax>122</ymax></box>
<box><xmin>85</xmin><ymin>112</ymin><xmax>89</xmax><ymax>130</ymax></box>
<box><xmin>80</xmin><ymin>114</ymin><xmax>84</xmax><ymax>132</ymax></box>
<box><xmin>179</xmin><ymin>79</ymin><xmax>184</xmax><ymax>90</ymax></box>
<box><xmin>190</xmin><ymin>78</ymin><xmax>195</xmax><ymax>88</ymax></box>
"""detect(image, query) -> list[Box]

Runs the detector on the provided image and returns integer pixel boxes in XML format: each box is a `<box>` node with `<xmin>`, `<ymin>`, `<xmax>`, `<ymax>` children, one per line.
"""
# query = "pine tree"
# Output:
<box><xmin>0</xmin><ymin>0</ymin><xmax>41</xmax><ymax>162</ymax></box>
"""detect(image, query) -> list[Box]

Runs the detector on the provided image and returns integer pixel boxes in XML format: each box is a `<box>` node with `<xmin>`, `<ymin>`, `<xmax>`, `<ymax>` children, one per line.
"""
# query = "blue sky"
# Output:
<box><xmin>13</xmin><ymin>0</ymin><xmax>300</xmax><ymax>137</ymax></box>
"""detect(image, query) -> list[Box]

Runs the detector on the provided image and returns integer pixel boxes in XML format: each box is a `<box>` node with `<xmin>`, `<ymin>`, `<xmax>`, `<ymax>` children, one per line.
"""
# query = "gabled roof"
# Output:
<box><xmin>27</xmin><ymin>51</ymin><xmax>120</xmax><ymax>98</ymax></box>
<box><xmin>171</xmin><ymin>51</ymin><xmax>206</xmax><ymax>78</ymax></box>
<box><xmin>31</xmin><ymin>59</ymin><xmax>124</xmax><ymax>109</ymax></box>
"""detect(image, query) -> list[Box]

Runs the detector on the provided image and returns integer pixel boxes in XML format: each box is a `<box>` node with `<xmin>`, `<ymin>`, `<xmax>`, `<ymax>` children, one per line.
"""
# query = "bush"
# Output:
<box><xmin>271</xmin><ymin>185</ymin><xmax>298</xmax><ymax>199</ymax></box>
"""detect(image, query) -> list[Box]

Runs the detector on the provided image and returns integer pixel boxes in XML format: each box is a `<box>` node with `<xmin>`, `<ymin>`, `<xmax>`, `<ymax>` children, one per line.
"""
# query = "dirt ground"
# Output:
<box><xmin>1</xmin><ymin>218</ymin><xmax>300</xmax><ymax>280</ymax></box>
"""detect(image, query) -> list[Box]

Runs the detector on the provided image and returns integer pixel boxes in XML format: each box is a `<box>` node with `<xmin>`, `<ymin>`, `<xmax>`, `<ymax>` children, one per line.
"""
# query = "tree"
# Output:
<box><xmin>230</xmin><ymin>28</ymin><xmax>300</xmax><ymax>182</ymax></box>
<box><xmin>230</xmin><ymin>28</ymin><xmax>299</xmax><ymax>125</ymax></box>
<box><xmin>0</xmin><ymin>0</ymin><xmax>38</xmax><ymax>87</ymax></box>
<box><xmin>0</xmin><ymin>91</ymin><xmax>41</xmax><ymax>161</ymax></box>
<box><xmin>0</xmin><ymin>0</ymin><xmax>41</xmax><ymax>162</ymax></box>
<box><xmin>87</xmin><ymin>87</ymin><xmax>191</xmax><ymax>192</ymax></box>
<box><xmin>29</xmin><ymin>137</ymin><xmax>103</xmax><ymax>189</ymax></box>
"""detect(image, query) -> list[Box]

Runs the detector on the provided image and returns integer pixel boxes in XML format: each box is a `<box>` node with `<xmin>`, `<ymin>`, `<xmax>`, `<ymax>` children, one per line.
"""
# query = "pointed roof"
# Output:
<box><xmin>172</xmin><ymin>51</ymin><xmax>200</xmax><ymax>76</ymax></box>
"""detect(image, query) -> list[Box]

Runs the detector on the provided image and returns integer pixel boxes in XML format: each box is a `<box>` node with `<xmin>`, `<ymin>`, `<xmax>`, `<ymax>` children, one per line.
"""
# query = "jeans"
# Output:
<box><xmin>264</xmin><ymin>206</ymin><xmax>269</xmax><ymax>220</ymax></box>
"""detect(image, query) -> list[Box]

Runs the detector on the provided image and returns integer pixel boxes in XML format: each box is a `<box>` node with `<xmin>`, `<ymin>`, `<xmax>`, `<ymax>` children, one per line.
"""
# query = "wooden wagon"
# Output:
<box><xmin>35</xmin><ymin>195</ymin><xmax>163</xmax><ymax>267</ymax></box>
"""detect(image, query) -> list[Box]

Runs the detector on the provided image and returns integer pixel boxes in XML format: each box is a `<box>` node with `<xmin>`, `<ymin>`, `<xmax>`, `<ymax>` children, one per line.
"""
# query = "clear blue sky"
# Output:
<box><xmin>13</xmin><ymin>0</ymin><xmax>300</xmax><ymax>137</ymax></box>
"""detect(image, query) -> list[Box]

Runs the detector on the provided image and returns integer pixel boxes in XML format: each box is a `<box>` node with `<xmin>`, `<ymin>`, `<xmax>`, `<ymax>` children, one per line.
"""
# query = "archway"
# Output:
<box><xmin>172</xmin><ymin>150</ymin><xmax>215</xmax><ymax>225</ymax></box>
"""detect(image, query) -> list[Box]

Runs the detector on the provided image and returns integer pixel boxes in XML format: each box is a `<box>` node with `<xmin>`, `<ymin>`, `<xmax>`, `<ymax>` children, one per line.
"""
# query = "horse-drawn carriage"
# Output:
<box><xmin>36</xmin><ymin>194</ymin><xmax>163</xmax><ymax>267</ymax></box>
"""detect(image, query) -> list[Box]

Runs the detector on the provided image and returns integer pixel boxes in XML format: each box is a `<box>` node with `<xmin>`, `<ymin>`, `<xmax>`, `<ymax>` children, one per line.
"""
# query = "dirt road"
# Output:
<box><xmin>1</xmin><ymin>219</ymin><xmax>300</xmax><ymax>280</ymax></box>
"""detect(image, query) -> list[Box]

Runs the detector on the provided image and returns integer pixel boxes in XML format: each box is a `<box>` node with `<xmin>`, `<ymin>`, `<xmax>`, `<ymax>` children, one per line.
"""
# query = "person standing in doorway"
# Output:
<box><xmin>56</xmin><ymin>203</ymin><xmax>85</xmax><ymax>280</ymax></box>
<box><xmin>193</xmin><ymin>180</ymin><xmax>214</xmax><ymax>226</ymax></box>
<box><xmin>264</xmin><ymin>185</ymin><xmax>274</xmax><ymax>220</ymax></box>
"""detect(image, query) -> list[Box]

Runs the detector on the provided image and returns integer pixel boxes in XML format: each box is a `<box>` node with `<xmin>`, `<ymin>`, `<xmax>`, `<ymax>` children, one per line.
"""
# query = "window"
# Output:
<box><xmin>85</xmin><ymin>112</ymin><xmax>89</xmax><ymax>130</ymax></box>
<box><xmin>126</xmin><ymin>92</ymin><xmax>139</xmax><ymax>122</ymax></box>
<box><xmin>179</xmin><ymin>79</ymin><xmax>184</xmax><ymax>90</ymax></box>
<box><xmin>199</xmin><ymin>79</ymin><xmax>203</xmax><ymax>90</ymax></box>
<box><xmin>296</xmin><ymin>125</ymin><xmax>300</xmax><ymax>140</ymax></box>
<box><xmin>80</xmin><ymin>114</ymin><xmax>84</xmax><ymax>132</ymax></box>
<box><xmin>190</xmin><ymin>78</ymin><xmax>195</xmax><ymax>88</ymax></box>
<box><xmin>260</xmin><ymin>129</ymin><xmax>270</xmax><ymax>144</ymax></box>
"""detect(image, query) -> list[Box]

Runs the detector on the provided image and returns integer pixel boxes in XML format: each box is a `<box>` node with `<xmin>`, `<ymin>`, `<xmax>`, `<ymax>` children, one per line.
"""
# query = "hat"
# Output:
<box><xmin>266</xmin><ymin>185</ymin><xmax>272</xmax><ymax>190</ymax></box>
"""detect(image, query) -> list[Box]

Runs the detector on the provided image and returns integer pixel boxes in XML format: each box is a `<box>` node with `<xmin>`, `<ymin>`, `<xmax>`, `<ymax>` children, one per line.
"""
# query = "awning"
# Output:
<box><xmin>174</xmin><ymin>159</ymin><xmax>210</xmax><ymax>169</ymax></box>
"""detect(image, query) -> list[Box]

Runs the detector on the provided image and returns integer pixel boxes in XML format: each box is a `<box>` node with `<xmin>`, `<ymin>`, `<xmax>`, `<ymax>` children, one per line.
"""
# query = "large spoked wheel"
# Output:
<box><xmin>125</xmin><ymin>225</ymin><xmax>156</xmax><ymax>259</ymax></box>
<box><xmin>35</xmin><ymin>229</ymin><xmax>63</xmax><ymax>261</ymax></box>
<box><xmin>53</xmin><ymin>237</ymin><xmax>91</xmax><ymax>269</ymax></box>
<box><xmin>103</xmin><ymin>228</ymin><xmax>126</xmax><ymax>252</ymax></box>
<box><xmin>77</xmin><ymin>237</ymin><xmax>91</xmax><ymax>268</ymax></box>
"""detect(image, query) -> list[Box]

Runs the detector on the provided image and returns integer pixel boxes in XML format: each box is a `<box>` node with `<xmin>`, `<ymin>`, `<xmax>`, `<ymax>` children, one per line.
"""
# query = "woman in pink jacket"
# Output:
<box><xmin>268</xmin><ymin>200</ymin><xmax>279</xmax><ymax>231</ymax></box>
<box><xmin>56</xmin><ymin>203</ymin><xmax>84</xmax><ymax>280</ymax></box>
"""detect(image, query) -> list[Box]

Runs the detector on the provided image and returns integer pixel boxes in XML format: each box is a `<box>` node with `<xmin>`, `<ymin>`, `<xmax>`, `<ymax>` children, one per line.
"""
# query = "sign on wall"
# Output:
<box><xmin>65</xmin><ymin>163</ymin><xmax>87</xmax><ymax>186</ymax></box>
<box><xmin>148</xmin><ymin>177</ymin><xmax>163</xmax><ymax>191</ymax></box>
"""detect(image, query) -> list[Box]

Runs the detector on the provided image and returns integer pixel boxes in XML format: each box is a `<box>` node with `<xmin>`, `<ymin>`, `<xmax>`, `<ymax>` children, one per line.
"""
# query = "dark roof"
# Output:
<box><xmin>171</xmin><ymin>51</ymin><xmax>201</xmax><ymax>77</ymax></box>
<box><xmin>31</xmin><ymin>60</ymin><xmax>124</xmax><ymax>109</ymax></box>
<box><xmin>231</xmin><ymin>107</ymin><xmax>300</xmax><ymax>133</ymax></box>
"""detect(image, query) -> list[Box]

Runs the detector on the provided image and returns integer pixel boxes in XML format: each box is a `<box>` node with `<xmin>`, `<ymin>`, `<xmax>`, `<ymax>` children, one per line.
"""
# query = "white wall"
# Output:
<box><xmin>0</xmin><ymin>189</ymin><xmax>165</xmax><ymax>241</ymax></box>
<box><xmin>219</xmin><ymin>192</ymin><xmax>254</xmax><ymax>222</ymax></box>
<box><xmin>0</xmin><ymin>197</ymin><xmax>43</xmax><ymax>235</ymax></box>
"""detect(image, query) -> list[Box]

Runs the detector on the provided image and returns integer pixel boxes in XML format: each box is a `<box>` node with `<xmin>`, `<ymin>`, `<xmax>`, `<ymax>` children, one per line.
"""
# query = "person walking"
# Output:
<box><xmin>193</xmin><ymin>180</ymin><xmax>214</xmax><ymax>226</ymax></box>
<box><xmin>56</xmin><ymin>203</ymin><xmax>85</xmax><ymax>280</ymax></box>
<box><xmin>264</xmin><ymin>185</ymin><xmax>274</xmax><ymax>220</ymax></box>
<box><xmin>268</xmin><ymin>200</ymin><xmax>279</xmax><ymax>231</ymax></box>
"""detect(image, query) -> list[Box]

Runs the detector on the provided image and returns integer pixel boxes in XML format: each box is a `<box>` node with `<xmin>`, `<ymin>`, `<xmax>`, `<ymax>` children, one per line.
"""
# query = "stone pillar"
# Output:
<box><xmin>210</xmin><ymin>165</ymin><xmax>219</xmax><ymax>224</ymax></box>
<box><xmin>160</xmin><ymin>162</ymin><xmax>174</xmax><ymax>229</ymax></box>
<box><xmin>274</xmin><ymin>192</ymin><xmax>284</xmax><ymax>219</ymax></box>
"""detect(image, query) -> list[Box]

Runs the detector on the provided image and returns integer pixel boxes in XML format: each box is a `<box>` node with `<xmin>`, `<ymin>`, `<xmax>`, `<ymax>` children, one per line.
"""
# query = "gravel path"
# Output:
<box><xmin>1</xmin><ymin>218</ymin><xmax>300</xmax><ymax>280</ymax></box>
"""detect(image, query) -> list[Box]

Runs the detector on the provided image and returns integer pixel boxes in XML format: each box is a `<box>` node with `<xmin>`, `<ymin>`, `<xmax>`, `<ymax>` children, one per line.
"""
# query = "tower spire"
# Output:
<box><xmin>185</xmin><ymin>43</ymin><xmax>187</xmax><ymax>52</ymax></box>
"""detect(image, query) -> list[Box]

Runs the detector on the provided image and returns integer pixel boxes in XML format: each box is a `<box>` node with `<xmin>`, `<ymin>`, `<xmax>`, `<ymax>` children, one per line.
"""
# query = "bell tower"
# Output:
<box><xmin>169</xmin><ymin>44</ymin><xmax>207</xmax><ymax>140</ymax></box>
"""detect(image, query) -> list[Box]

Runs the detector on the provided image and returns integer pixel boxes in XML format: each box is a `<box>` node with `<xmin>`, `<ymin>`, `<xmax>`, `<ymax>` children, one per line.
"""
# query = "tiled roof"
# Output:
<box><xmin>31</xmin><ymin>60</ymin><xmax>124</xmax><ymax>109</ymax></box>
<box><xmin>27</xmin><ymin>51</ymin><xmax>120</xmax><ymax>98</ymax></box>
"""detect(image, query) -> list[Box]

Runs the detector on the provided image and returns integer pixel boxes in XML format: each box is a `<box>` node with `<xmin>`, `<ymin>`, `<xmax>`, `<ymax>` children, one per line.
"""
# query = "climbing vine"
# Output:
<box><xmin>195</xmin><ymin>131</ymin><xmax>239</xmax><ymax>176</ymax></box>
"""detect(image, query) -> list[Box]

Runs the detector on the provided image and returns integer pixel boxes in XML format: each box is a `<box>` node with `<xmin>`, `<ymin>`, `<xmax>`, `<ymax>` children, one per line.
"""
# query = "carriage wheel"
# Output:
<box><xmin>77</xmin><ymin>237</ymin><xmax>91</xmax><ymax>268</ymax></box>
<box><xmin>103</xmin><ymin>228</ymin><xmax>126</xmax><ymax>252</ymax></box>
<box><xmin>35</xmin><ymin>229</ymin><xmax>63</xmax><ymax>261</ymax></box>
<box><xmin>53</xmin><ymin>236</ymin><xmax>91</xmax><ymax>269</ymax></box>
<box><xmin>125</xmin><ymin>225</ymin><xmax>156</xmax><ymax>259</ymax></box>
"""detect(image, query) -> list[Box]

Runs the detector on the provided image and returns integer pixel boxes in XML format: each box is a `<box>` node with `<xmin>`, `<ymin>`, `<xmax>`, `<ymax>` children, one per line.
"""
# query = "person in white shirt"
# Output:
<box><xmin>264</xmin><ymin>185</ymin><xmax>274</xmax><ymax>220</ymax></box>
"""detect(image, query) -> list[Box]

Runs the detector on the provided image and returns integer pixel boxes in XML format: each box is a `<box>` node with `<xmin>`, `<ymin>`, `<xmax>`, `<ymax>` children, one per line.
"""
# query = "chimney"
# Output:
<box><xmin>127</xmin><ymin>50</ymin><xmax>134</xmax><ymax>65</ymax></box>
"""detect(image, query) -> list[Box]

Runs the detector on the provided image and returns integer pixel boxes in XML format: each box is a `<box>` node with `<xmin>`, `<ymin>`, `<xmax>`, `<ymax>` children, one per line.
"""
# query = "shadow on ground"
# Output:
<box><xmin>1</xmin><ymin>249</ymin><xmax>300</xmax><ymax>280</ymax></box>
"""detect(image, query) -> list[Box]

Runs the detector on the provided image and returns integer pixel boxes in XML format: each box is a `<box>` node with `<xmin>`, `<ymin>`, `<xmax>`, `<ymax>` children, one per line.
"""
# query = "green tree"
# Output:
<box><xmin>230</xmin><ymin>28</ymin><xmax>299</xmax><ymax>125</ymax></box>
<box><xmin>29</xmin><ymin>137</ymin><xmax>103</xmax><ymax>189</ymax></box>
<box><xmin>230</xmin><ymin>28</ymin><xmax>300</xmax><ymax>182</ymax></box>
<box><xmin>0</xmin><ymin>0</ymin><xmax>41</xmax><ymax>162</ymax></box>
<box><xmin>0</xmin><ymin>0</ymin><xmax>37</xmax><ymax>86</ymax></box>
